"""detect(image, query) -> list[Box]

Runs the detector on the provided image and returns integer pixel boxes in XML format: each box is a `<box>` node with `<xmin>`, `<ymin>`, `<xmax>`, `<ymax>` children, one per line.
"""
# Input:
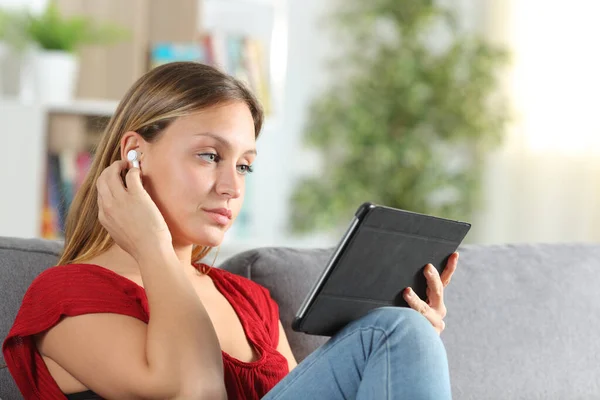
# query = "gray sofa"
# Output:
<box><xmin>1</xmin><ymin>236</ymin><xmax>600</xmax><ymax>399</ymax></box>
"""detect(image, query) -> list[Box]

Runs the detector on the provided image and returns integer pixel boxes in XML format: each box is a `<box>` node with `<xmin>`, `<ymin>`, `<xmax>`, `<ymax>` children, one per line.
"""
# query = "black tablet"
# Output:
<box><xmin>292</xmin><ymin>202</ymin><xmax>471</xmax><ymax>337</ymax></box>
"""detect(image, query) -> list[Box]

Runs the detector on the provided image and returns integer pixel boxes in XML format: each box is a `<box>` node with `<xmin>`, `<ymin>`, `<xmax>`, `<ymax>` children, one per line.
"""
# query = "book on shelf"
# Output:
<box><xmin>150</xmin><ymin>33</ymin><xmax>272</xmax><ymax>115</ymax></box>
<box><xmin>41</xmin><ymin>151</ymin><xmax>93</xmax><ymax>239</ymax></box>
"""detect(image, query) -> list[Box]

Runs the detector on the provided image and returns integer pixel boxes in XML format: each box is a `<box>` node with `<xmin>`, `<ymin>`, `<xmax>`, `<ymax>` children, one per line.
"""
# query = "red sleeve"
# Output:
<box><xmin>256</xmin><ymin>285</ymin><xmax>281</xmax><ymax>347</ymax></box>
<box><xmin>2</xmin><ymin>264</ymin><xmax>148</xmax><ymax>400</ymax></box>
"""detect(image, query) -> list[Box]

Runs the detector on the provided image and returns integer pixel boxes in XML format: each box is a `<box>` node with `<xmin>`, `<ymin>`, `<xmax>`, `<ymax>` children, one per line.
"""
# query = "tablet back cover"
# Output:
<box><xmin>297</xmin><ymin>206</ymin><xmax>470</xmax><ymax>336</ymax></box>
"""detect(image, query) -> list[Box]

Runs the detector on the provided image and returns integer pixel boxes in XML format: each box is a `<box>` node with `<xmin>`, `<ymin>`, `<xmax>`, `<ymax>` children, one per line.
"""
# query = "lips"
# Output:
<box><xmin>202</xmin><ymin>207</ymin><xmax>232</xmax><ymax>226</ymax></box>
<box><xmin>203</xmin><ymin>208</ymin><xmax>232</xmax><ymax>219</ymax></box>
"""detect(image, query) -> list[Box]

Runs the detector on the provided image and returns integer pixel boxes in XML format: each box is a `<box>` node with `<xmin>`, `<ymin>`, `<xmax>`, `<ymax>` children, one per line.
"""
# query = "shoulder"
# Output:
<box><xmin>33</xmin><ymin>263</ymin><xmax>123</xmax><ymax>284</ymax></box>
<box><xmin>4</xmin><ymin>263</ymin><xmax>148</xmax><ymax>355</ymax></box>
<box><xmin>28</xmin><ymin>263</ymin><xmax>141</xmax><ymax>300</ymax></box>
<box><xmin>17</xmin><ymin>264</ymin><xmax>147</xmax><ymax>325</ymax></box>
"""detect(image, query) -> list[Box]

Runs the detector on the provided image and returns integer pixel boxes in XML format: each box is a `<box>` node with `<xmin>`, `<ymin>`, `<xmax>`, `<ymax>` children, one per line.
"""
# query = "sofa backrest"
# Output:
<box><xmin>3</xmin><ymin>237</ymin><xmax>600</xmax><ymax>399</ymax></box>
<box><xmin>221</xmin><ymin>242</ymin><xmax>600</xmax><ymax>399</ymax></box>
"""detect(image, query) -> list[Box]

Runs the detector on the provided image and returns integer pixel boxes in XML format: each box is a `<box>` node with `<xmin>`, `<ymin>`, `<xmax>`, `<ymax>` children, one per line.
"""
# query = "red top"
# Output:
<box><xmin>2</xmin><ymin>264</ymin><xmax>289</xmax><ymax>399</ymax></box>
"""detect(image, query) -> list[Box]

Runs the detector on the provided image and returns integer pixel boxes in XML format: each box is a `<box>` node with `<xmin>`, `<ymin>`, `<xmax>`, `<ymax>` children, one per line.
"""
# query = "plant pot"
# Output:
<box><xmin>32</xmin><ymin>50</ymin><xmax>79</xmax><ymax>103</ymax></box>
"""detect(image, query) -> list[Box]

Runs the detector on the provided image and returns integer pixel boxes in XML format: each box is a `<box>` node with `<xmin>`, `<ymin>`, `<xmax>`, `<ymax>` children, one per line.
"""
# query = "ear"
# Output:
<box><xmin>120</xmin><ymin>131</ymin><xmax>146</xmax><ymax>166</ymax></box>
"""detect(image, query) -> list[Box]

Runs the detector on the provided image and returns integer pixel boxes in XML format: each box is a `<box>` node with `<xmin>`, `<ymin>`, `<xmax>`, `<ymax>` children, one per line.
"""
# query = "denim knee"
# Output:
<box><xmin>360</xmin><ymin>306</ymin><xmax>440</xmax><ymax>340</ymax></box>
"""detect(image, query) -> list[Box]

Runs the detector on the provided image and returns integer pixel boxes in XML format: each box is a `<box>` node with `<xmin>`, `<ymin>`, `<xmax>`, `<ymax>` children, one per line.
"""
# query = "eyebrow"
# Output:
<box><xmin>193</xmin><ymin>132</ymin><xmax>257</xmax><ymax>155</ymax></box>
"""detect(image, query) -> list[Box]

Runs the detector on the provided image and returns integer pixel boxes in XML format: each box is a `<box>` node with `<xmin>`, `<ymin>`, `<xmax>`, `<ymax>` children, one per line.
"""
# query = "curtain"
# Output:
<box><xmin>472</xmin><ymin>0</ymin><xmax>600</xmax><ymax>244</ymax></box>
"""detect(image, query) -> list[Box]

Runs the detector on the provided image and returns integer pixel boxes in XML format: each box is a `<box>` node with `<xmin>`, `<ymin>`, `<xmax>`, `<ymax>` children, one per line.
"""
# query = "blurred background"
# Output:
<box><xmin>0</xmin><ymin>0</ymin><xmax>599</xmax><ymax>260</ymax></box>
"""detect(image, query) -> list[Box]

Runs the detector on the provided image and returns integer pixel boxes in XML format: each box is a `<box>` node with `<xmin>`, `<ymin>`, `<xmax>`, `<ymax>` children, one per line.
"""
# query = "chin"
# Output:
<box><xmin>189</xmin><ymin>226</ymin><xmax>227</xmax><ymax>248</ymax></box>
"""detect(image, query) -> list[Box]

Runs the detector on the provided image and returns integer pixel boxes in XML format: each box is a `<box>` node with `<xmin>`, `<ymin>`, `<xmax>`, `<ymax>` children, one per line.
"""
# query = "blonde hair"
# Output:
<box><xmin>58</xmin><ymin>62</ymin><xmax>264</xmax><ymax>266</ymax></box>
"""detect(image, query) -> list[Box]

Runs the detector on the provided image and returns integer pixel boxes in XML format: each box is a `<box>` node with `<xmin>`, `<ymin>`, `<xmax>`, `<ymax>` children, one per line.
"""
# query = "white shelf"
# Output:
<box><xmin>46</xmin><ymin>99</ymin><xmax>119</xmax><ymax>116</ymax></box>
<box><xmin>0</xmin><ymin>97</ymin><xmax>119</xmax><ymax>116</ymax></box>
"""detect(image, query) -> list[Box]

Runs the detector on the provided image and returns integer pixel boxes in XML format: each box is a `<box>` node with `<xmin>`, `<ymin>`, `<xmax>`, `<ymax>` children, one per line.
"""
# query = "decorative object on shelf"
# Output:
<box><xmin>18</xmin><ymin>1</ymin><xmax>127</xmax><ymax>103</ymax></box>
<box><xmin>289</xmin><ymin>0</ymin><xmax>510</xmax><ymax>235</ymax></box>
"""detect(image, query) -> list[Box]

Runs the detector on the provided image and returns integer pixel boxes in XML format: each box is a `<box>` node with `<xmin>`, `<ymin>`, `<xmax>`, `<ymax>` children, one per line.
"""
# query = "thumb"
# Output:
<box><xmin>125</xmin><ymin>166</ymin><xmax>144</xmax><ymax>193</ymax></box>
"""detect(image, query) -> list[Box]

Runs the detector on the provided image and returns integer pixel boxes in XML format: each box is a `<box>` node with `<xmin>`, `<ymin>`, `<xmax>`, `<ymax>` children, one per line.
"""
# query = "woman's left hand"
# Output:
<box><xmin>403</xmin><ymin>252</ymin><xmax>459</xmax><ymax>335</ymax></box>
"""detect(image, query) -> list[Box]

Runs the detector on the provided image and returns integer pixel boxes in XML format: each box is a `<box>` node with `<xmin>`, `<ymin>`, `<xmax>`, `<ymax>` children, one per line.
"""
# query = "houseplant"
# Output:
<box><xmin>23</xmin><ymin>1</ymin><xmax>126</xmax><ymax>102</ymax></box>
<box><xmin>289</xmin><ymin>0</ymin><xmax>510</xmax><ymax>236</ymax></box>
<box><xmin>0</xmin><ymin>8</ymin><xmax>29</xmax><ymax>96</ymax></box>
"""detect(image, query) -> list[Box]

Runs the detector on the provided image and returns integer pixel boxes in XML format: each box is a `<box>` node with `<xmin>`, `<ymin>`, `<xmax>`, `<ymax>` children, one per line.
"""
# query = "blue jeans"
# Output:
<box><xmin>263</xmin><ymin>307</ymin><xmax>452</xmax><ymax>400</ymax></box>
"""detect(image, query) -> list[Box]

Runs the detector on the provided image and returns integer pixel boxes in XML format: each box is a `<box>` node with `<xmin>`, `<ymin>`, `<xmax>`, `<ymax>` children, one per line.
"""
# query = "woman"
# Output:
<box><xmin>3</xmin><ymin>62</ymin><xmax>458</xmax><ymax>399</ymax></box>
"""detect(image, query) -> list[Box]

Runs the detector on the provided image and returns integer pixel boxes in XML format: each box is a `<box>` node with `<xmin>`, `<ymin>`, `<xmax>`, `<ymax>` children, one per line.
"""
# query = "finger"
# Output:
<box><xmin>97</xmin><ymin>190</ymin><xmax>108</xmax><ymax>226</ymax></box>
<box><xmin>424</xmin><ymin>264</ymin><xmax>445</xmax><ymax>313</ymax></box>
<box><xmin>404</xmin><ymin>287</ymin><xmax>431</xmax><ymax>317</ymax></box>
<box><xmin>124</xmin><ymin>166</ymin><xmax>144</xmax><ymax>194</ymax></box>
<box><xmin>404</xmin><ymin>287</ymin><xmax>446</xmax><ymax>334</ymax></box>
<box><xmin>104</xmin><ymin>160</ymin><xmax>129</xmax><ymax>198</ymax></box>
<box><xmin>97</xmin><ymin>196</ymin><xmax>106</xmax><ymax>224</ymax></box>
<box><xmin>438</xmin><ymin>319</ymin><xmax>446</xmax><ymax>333</ymax></box>
<box><xmin>440</xmin><ymin>252</ymin><xmax>459</xmax><ymax>287</ymax></box>
<box><xmin>96</xmin><ymin>168</ymin><xmax>115</xmax><ymax>202</ymax></box>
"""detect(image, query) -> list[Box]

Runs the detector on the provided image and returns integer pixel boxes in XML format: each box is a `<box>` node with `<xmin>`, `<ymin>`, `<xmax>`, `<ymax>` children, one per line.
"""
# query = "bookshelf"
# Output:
<box><xmin>0</xmin><ymin>0</ymin><xmax>297</xmax><ymax>258</ymax></box>
<box><xmin>0</xmin><ymin>99</ymin><xmax>116</xmax><ymax>239</ymax></box>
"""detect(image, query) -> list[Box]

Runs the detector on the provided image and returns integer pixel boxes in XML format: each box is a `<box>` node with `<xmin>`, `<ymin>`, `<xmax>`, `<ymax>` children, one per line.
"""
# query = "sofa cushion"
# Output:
<box><xmin>0</xmin><ymin>237</ymin><xmax>62</xmax><ymax>398</ymax></box>
<box><xmin>443</xmin><ymin>243</ymin><xmax>600</xmax><ymax>399</ymax></box>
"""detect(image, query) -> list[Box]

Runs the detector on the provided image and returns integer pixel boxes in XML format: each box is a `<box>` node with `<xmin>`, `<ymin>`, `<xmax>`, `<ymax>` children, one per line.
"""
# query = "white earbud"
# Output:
<box><xmin>127</xmin><ymin>149</ymin><xmax>140</xmax><ymax>168</ymax></box>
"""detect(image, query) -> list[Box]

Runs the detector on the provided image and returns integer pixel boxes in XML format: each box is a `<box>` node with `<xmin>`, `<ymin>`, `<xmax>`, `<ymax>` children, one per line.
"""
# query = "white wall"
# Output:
<box><xmin>266</xmin><ymin>0</ymin><xmax>338</xmax><ymax>242</ymax></box>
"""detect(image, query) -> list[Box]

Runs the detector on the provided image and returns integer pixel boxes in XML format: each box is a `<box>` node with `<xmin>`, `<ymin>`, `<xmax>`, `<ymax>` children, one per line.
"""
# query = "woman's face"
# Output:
<box><xmin>138</xmin><ymin>101</ymin><xmax>256</xmax><ymax>247</ymax></box>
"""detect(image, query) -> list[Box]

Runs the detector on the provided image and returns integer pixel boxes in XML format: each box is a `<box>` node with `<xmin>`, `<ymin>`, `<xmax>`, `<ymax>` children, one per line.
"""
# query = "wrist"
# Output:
<box><xmin>133</xmin><ymin>240</ymin><xmax>176</xmax><ymax>265</ymax></box>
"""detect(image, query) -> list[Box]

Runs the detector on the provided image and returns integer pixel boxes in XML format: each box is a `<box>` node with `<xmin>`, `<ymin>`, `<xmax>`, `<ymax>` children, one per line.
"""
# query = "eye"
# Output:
<box><xmin>237</xmin><ymin>164</ymin><xmax>254</xmax><ymax>175</ymax></box>
<box><xmin>197</xmin><ymin>153</ymin><xmax>219</xmax><ymax>162</ymax></box>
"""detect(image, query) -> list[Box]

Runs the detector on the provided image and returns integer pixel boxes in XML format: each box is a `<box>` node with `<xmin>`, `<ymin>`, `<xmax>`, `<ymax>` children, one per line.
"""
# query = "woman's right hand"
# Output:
<box><xmin>96</xmin><ymin>159</ymin><xmax>172</xmax><ymax>262</ymax></box>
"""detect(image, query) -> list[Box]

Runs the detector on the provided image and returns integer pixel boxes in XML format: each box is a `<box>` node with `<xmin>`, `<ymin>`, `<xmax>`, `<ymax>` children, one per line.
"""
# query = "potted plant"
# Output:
<box><xmin>23</xmin><ymin>1</ymin><xmax>126</xmax><ymax>102</ymax></box>
<box><xmin>289</xmin><ymin>0</ymin><xmax>510</xmax><ymax>237</ymax></box>
<box><xmin>0</xmin><ymin>8</ymin><xmax>29</xmax><ymax>96</ymax></box>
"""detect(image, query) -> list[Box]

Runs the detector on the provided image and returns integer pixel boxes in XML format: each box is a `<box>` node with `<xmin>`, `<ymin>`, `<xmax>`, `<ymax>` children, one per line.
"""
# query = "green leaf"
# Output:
<box><xmin>24</xmin><ymin>1</ymin><xmax>128</xmax><ymax>53</ymax></box>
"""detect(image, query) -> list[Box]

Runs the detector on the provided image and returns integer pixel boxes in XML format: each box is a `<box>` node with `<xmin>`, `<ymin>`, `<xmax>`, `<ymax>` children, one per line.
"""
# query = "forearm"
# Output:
<box><xmin>137</xmin><ymin>247</ymin><xmax>226</xmax><ymax>398</ymax></box>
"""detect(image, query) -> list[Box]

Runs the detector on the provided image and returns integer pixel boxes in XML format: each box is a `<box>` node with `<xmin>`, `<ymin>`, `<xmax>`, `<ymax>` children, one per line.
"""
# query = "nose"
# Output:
<box><xmin>215</xmin><ymin>163</ymin><xmax>242</xmax><ymax>199</ymax></box>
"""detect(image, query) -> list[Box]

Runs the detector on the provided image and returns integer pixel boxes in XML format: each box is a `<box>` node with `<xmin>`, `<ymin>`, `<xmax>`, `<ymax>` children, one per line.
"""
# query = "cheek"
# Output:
<box><xmin>143</xmin><ymin>158</ymin><xmax>198</xmax><ymax>205</ymax></box>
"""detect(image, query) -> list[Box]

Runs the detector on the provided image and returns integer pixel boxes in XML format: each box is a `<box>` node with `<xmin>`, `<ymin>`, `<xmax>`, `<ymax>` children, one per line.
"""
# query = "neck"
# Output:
<box><xmin>98</xmin><ymin>241</ymin><xmax>197</xmax><ymax>276</ymax></box>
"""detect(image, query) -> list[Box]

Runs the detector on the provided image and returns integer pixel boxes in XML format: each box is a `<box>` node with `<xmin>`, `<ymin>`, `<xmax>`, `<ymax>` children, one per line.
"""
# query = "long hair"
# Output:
<box><xmin>57</xmin><ymin>62</ymin><xmax>264</xmax><ymax>266</ymax></box>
